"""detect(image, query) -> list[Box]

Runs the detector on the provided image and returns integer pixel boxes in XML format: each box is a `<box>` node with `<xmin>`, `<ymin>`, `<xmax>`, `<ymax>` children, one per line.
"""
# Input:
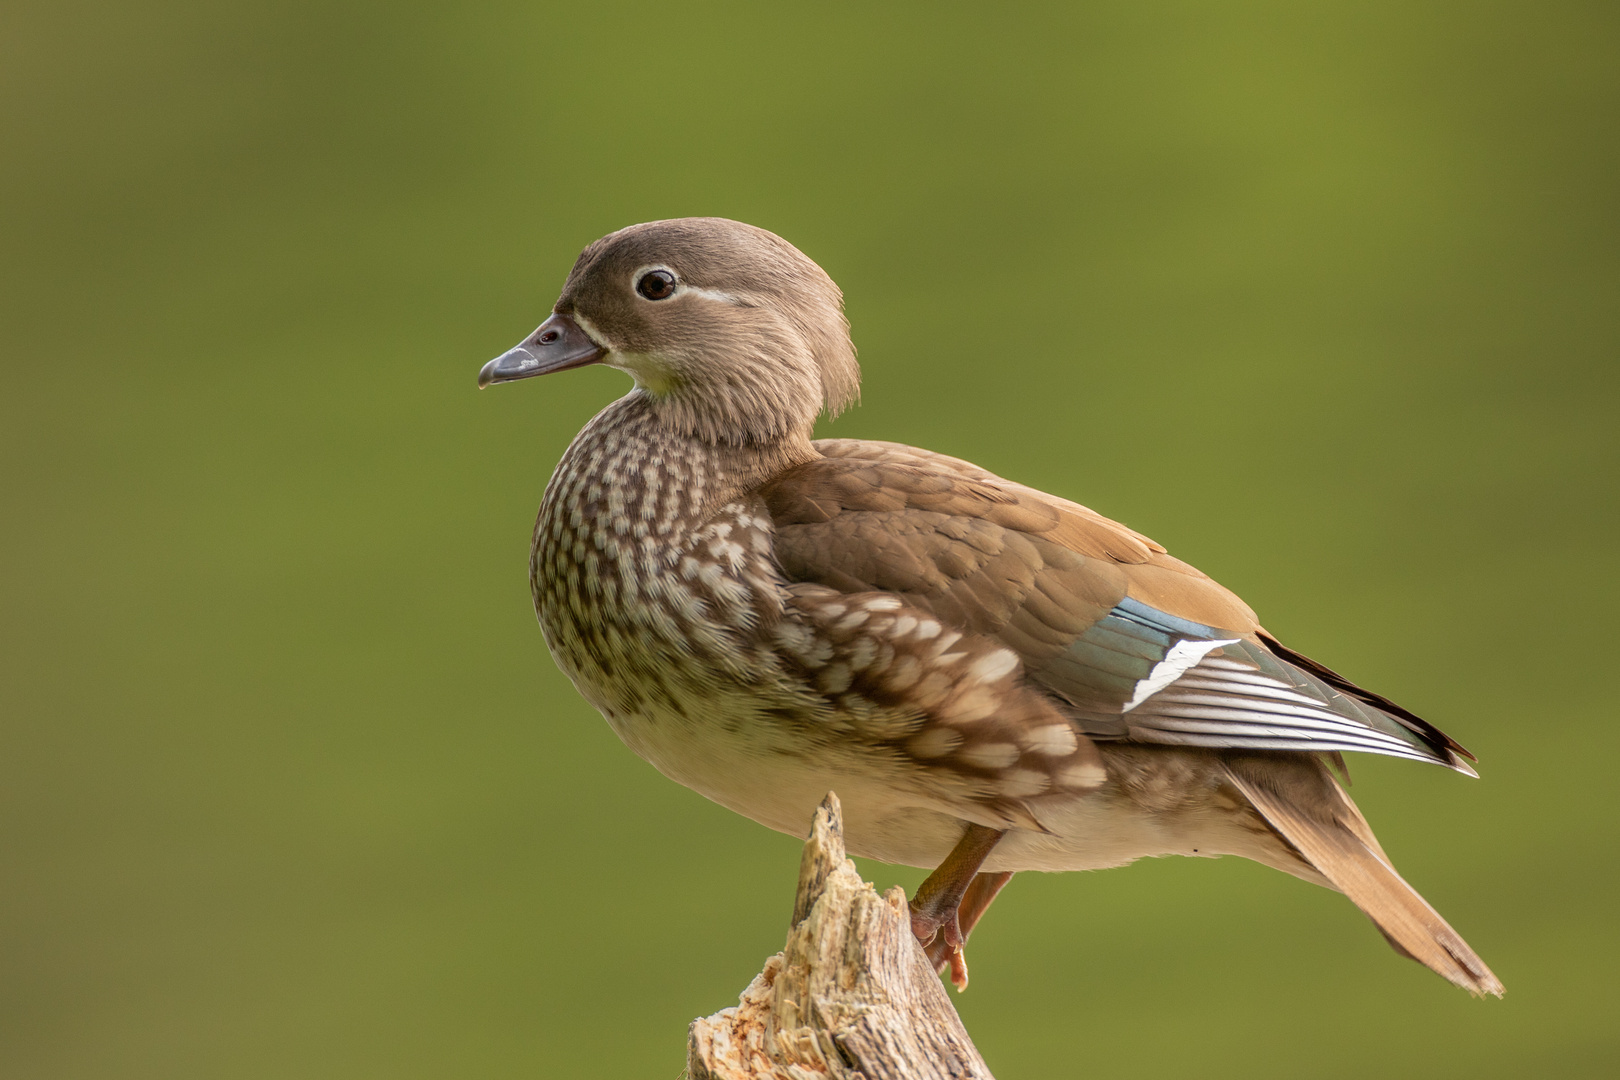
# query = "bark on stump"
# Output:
<box><xmin>686</xmin><ymin>793</ymin><xmax>995</xmax><ymax>1080</ymax></box>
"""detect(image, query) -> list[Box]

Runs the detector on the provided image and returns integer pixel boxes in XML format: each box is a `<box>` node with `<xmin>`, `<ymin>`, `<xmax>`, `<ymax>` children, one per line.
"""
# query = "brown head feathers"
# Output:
<box><xmin>554</xmin><ymin>218</ymin><xmax>860</xmax><ymax>446</ymax></box>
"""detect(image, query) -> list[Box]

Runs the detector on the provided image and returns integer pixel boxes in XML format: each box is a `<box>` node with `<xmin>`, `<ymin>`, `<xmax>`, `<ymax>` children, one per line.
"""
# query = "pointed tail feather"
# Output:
<box><xmin>1224</xmin><ymin>758</ymin><xmax>1503</xmax><ymax>997</ymax></box>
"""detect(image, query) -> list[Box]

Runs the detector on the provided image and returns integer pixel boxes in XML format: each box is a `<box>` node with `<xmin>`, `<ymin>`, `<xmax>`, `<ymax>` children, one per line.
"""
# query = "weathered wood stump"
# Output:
<box><xmin>686</xmin><ymin>793</ymin><xmax>995</xmax><ymax>1080</ymax></box>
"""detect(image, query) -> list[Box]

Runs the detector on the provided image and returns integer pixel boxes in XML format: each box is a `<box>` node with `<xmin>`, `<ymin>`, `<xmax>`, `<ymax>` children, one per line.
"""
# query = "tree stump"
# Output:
<box><xmin>686</xmin><ymin>793</ymin><xmax>996</xmax><ymax>1080</ymax></box>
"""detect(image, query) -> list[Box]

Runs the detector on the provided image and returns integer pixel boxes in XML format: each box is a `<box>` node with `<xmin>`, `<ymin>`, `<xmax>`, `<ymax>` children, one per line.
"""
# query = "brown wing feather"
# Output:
<box><xmin>779</xmin><ymin>439</ymin><xmax>1259</xmax><ymax>641</ymax></box>
<box><xmin>765</xmin><ymin>448</ymin><xmax>1123</xmax><ymax>645</ymax></box>
<box><xmin>814</xmin><ymin>439</ymin><xmax>1167</xmax><ymax>562</ymax></box>
<box><xmin>1258</xmin><ymin>631</ymin><xmax>1476</xmax><ymax>764</ymax></box>
<box><xmin>768</xmin><ymin>440</ymin><xmax>1470</xmax><ymax>770</ymax></box>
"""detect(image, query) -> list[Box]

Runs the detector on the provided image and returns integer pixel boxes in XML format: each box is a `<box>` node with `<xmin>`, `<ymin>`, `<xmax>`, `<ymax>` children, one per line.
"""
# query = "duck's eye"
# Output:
<box><xmin>636</xmin><ymin>270</ymin><xmax>677</xmax><ymax>301</ymax></box>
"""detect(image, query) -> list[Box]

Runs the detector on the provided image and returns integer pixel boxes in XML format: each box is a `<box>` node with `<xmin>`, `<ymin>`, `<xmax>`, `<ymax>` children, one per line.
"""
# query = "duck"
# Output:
<box><xmin>479</xmin><ymin>216</ymin><xmax>1500</xmax><ymax>995</ymax></box>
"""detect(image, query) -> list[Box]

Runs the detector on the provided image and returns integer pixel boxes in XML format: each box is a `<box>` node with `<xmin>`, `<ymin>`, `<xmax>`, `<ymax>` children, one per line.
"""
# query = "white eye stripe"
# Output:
<box><xmin>681</xmin><ymin>284</ymin><xmax>743</xmax><ymax>305</ymax></box>
<box><xmin>629</xmin><ymin>264</ymin><xmax>741</xmax><ymax>305</ymax></box>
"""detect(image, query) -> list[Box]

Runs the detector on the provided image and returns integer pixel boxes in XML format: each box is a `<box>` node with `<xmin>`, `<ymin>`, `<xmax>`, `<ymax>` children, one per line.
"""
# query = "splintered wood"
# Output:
<box><xmin>686</xmin><ymin>793</ymin><xmax>995</xmax><ymax>1080</ymax></box>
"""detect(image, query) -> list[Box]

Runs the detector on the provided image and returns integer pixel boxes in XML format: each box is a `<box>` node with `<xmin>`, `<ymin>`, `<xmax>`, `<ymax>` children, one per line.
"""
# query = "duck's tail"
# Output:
<box><xmin>1223</xmin><ymin>756</ymin><xmax>1503</xmax><ymax>997</ymax></box>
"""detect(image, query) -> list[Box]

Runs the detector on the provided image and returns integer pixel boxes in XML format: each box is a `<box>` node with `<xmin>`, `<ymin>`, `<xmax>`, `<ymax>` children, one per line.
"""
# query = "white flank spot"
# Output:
<box><xmin>1025</xmin><ymin>724</ymin><xmax>1079</xmax><ymax>756</ymax></box>
<box><xmin>945</xmin><ymin>687</ymin><xmax>997</xmax><ymax>724</ymax></box>
<box><xmin>819</xmin><ymin>662</ymin><xmax>853</xmax><ymax>695</ymax></box>
<box><xmin>835</xmin><ymin>610</ymin><xmax>870</xmax><ymax>632</ymax></box>
<box><xmin>885</xmin><ymin>655</ymin><xmax>921</xmax><ymax>692</ymax></box>
<box><xmin>957</xmin><ymin>742</ymin><xmax>1020</xmax><ymax>770</ymax></box>
<box><xmin>1123</xmin><ymin>638</ymin><xmax>1241</xmax><ymax>713</ymax></box>
<box><xmin>1056</xmin><ymin>761</ymin><xmax>1108</xmax><ymax>789</ymax></box>
<box><xmin>908</xmin><ymin>727</ymin><xmax>963</xmax><ymax>759</ymax></box>
<box><xmin>968</xmin><ymin>649</ymin><xmax>1019</xmax><ymax>684</ymax></box>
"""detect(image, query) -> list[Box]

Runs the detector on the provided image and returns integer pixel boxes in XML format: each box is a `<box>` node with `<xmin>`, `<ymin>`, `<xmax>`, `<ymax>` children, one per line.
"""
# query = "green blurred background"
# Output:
<box><xmin>3</xmin><ymin>1</ymin><xmax>1617</xmax><ymax>1076</ymax></box>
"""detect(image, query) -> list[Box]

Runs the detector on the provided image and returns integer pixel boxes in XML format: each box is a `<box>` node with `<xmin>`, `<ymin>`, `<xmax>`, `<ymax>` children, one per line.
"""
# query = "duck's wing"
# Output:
<box><xmin>758</xmin><ymin>439</ymin><xmax>1473</xmax><ymax>772</ymax></box>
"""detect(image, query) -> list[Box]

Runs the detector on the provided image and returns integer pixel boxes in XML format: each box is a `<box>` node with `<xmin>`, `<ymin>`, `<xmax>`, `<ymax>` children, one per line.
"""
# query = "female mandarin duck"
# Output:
<box><xmin>479</xmin><ymin>217</ymin><xmax>1500</xmax><ymax>996</ymax></box>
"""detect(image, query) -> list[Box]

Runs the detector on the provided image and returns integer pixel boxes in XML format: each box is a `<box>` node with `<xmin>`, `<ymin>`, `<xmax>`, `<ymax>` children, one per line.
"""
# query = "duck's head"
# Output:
<box><xmin>479</xmin><ymin>217</ymin><xmax>859</xmax><ymax>446</ymax></box>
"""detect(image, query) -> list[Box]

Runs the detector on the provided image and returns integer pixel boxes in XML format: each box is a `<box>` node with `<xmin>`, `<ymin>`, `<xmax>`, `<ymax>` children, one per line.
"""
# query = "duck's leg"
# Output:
<box><xmin>908</xmin><ymin>823</ymin><xmax>1005</xmax><ymax>990</ymax></box>
<box><xmin>923</xmin><ymin>869</ymin><xmax>1016</xmax><ymax>986</ymax></box>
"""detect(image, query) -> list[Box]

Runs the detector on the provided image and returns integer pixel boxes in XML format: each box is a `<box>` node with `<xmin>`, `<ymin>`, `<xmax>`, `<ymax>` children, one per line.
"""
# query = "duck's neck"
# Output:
<box><xmin>632</xmin><ymin>364</ymin><xmax>826</xmax><ymax>449</ymax></box>
<box><xmin>606</xmin><ymin>389</ymin><xmax>816</xmax><ymax>490</ymax></box>
<box><xmin>543</xmin><ymin>392</ymin><xmax>817</xmax><ymax>535</ymax></box>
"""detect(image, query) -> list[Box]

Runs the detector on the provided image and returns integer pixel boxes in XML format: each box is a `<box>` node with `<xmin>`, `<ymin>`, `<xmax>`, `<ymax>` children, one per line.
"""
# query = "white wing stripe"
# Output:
<box><xmin>1140</xmin><ymin>725</ymin><xmax>1406</xmax><ymax>751</ymax></box>
<box><xmin>1109</xmin><ymin>639</ymin><xmax>1434</xmax><ymax>763</ymax></box>
<box><xmin>1148</xmin><ymin>691</ymin><xmax>1354</xmax><ymax>722</ymax></box>
<box><xmin>1196</xmin><ymin>657</ymin><xmax>1258</xmax><ymax>672</ymax></box>
<box><xmin>1136</xmin><ymin>712</ymin><xmax>1417</xmax><ymax>749</ymax></box>
<box><xmin>1175</xmin><ymin>668</ymin><xmax>1295</xmax><ymax>690</ymax></box>
<box><xmin>1135</xmin><ymin>729</ymin><xmax>1440</xmax><ymax>763</ymax></box>
<box><xmin>1167</xmin><ymin>677</ymin><xmax>1329</xmax><ymax>706</ymax></box>
<box><xmin>1122</xmin><ymin>638</ymin><xmax>1241</xmax><ymax>713</ymax></box>
<box><xmin>1138</xmin><ymin>701</ymin><xmax>1414</xmax><ymax>742</ymax></box>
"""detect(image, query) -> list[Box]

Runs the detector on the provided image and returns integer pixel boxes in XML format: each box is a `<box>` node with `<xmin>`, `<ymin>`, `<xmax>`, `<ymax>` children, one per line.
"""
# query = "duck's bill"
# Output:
<box><xmin>478</xmin><ymin>313</ymin><xmax>606</xmax><ymax>387</ymax></box>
